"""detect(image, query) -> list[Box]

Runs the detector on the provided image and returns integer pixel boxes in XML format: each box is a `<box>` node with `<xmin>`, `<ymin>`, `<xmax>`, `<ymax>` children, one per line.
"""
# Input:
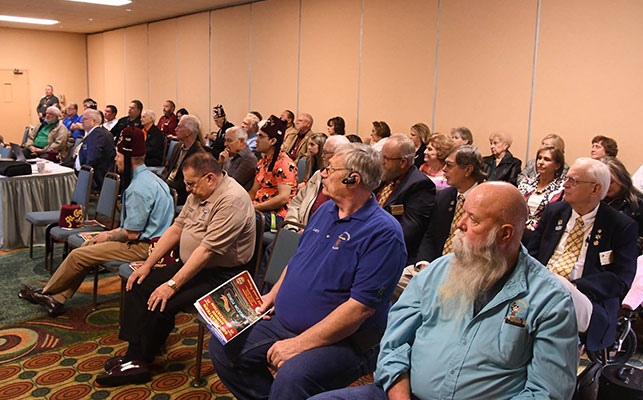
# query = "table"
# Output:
<box><xmin>0</xmin><ymin>161</ymin><xmax>76</xmax><ymax>250</ymax></box>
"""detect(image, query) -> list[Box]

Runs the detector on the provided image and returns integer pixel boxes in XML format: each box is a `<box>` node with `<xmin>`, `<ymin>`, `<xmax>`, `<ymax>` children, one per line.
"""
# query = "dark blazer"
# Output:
<box><xmin>414</xmin><ymin>143</ymin><xmax>426</xmax><ymax>169</ymax></box>
<box><xmin>483</xmin><ymin>150</ymin><xmax>522</xmax><ymax>186</ymax></box>
<box><xmin>526</xmin><ymin>201</ymin><xmax>638</xmax><ymax>351</ymax></box>
<box><xmin>78</xmin><ymin>126</ymin><xmax>115</xmax><ymax>190</ymax></box>
<box><xmin>377</xmin><ymin>166</ymin><xmax>436</xmax><ymax>262</ymax></box>
<box><xmin>145</xmin><ymin>125</ymin><xmax>166</xmax><ymax>167</ymax></box>
<box><xmin>209</xmin><ymin>120</ymin><xmax>234</xmax><ymax>159</ymax></box>
<box><xmin>415</xmin><ymin>186</ymin><xmax>458</xmax><ymax>264</ymax></box>
<box><xmin>161</xmin><ymin>140</ymin><xmax>205</xmax><ymax>205</ymax></box>
<box><xmin>111</xmin><ymin>115</ymin><xmax>142</xmax><ymax>142</ymax></box>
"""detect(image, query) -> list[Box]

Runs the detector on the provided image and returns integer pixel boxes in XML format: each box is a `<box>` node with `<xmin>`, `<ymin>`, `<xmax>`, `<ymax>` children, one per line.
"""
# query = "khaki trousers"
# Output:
<box><xmin>42</xmin><ymin>240</ymin><xmax>150</xmax><ymax>303</ymax></box>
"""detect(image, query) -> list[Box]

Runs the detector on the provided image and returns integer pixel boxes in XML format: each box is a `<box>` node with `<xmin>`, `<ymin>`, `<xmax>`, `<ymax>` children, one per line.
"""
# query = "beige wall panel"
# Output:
<box><xmin>359</xmin><ymin>0</ymin><xmax>438</xmax><ymax>137</ymax></box>
<box><xmin>124</xmin><ymin>25</ymin><xmax>149</xmax><ymax>110</ymax></box>
<box><xmin>87</xmin><ymin>33</ymin><xmax>105</xmax><ymax>110</ymax></box>
<box><xmin>212</xmin><ymin>5</ymin><xmax>251</xmax><ymax>127</ymax></box>
<box><xmin>532</xmin><ymin>0</ymin><xmax>643</xmax><ymax>171</ymax></box>
<box><xmin>102</xmin><ymin>29</ymin><xmax>126</xmax><ymax>114</ymax></box>
<box><xmin>299</xmin><ymin>0</ymin><xmax>361</xmax><ymax>133</ymax></box>
<box><xmin>149</xmin><ymin>19</ymin><xmax>178</xmax><ymax>122</ymax></box>
<box><xmin>0</xmin><ymin>27</ymin><xmax>87</xmax><ymax>129</ymax></box>
<box><xmin>250</xmin><ymin>0</ymin><xmax>299</xmax><ymax>121</ymax></box>
<box><xmin>177</xmin><ymin>13</ymin><xmax>211</xmax><ymax>133</ymax></box>
<box><xmin>434</xmin><ymin>0</ymin><xmax>537</xmax><ymax>161</ymax></box>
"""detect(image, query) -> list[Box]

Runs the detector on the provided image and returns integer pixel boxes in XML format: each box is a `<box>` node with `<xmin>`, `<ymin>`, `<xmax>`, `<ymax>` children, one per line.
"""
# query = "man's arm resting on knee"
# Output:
<box><xmin>266</xmin><ymin>298</ymin><xmax>375</xmax><ymax>369</ymax></box>
<box><xmin>387</xmin><ymin>373</ymin><xmax>411</xmax><ymax>400</ymax></box>
<box><xmin>127</xmin><ymin>225</ymin><xmax>182</xmax><ymax>290</ymax></box>
<box><xmin>93</xmin><ymin>228</ymin><xmax>140</xmax><ymax>244</ymax></box>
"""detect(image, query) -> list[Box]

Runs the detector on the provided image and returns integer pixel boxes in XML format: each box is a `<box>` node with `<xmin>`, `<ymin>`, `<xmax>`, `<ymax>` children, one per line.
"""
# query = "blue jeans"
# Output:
<box><xmin>209</xmin><ymin>316</ymin><xmax>378</xmax><ymax>400</ymax></box>
<box><xmin>308</xmin><ymin>384</ymin><xmax>388</xmax><ymax>400</ymax></box>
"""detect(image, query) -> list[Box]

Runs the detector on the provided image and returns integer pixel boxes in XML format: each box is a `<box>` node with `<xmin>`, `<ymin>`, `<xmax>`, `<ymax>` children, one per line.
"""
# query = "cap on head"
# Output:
<box><xmin>212</xmin><ymin>104</ymin><xmax>226</xmax><ymax>119</ymax></box>
<box><xmin>118</xmin><ymin>127</ymin><xmax>146</xmax><ymax>157</ymax></box>
<box><xmin>260</xmin><ymin>115</ymin><xmax>287</xmax><ymax>140</ymax></box>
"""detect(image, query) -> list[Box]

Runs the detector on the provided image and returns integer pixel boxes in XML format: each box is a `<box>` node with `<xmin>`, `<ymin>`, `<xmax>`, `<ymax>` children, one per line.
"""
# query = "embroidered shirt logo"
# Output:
<box><xmin>332</xmin><ymin>232</ymin><xmax>351</xmax><ymax>250</ymax></box>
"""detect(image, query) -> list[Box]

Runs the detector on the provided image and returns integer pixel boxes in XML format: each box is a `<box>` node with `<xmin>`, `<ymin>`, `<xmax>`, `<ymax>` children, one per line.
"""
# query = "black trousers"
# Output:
<box><xmin>119</xmin><ymin>262</ymin><xmax>242</xmax><ymax>362</ymax></box>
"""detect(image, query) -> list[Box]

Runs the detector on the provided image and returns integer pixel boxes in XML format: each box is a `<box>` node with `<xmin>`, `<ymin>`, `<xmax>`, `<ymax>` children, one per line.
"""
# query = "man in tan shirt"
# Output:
<box><xmin>96</xmin><ymin>152</ymin><xmax>256</xmax><ymax>387</ymax></box>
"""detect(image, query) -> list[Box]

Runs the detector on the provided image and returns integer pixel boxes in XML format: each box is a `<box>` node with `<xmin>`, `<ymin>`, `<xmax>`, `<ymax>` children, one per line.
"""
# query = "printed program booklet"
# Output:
<box><xmin>77</xmin><ymin>232</ymin><xmax>102</xmax><ymax>241</ymax></box>
<box><xmin>194</xmin><ymin>270</ymin><xmax>266</xmax><ymax>345</ymax></box>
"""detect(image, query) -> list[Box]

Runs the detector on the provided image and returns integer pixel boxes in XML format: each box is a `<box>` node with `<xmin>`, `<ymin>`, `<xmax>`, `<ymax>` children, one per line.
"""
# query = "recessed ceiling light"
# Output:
<box><xmin>88</xmin><ymin>18</ymin><xmax>94</xmax><ymax>21</ymax></box>
<box><xmin>0</xmin><ymin>15</ymin><xmax>59</xmax><ymax>25</ymax></box>
<box><xmin>125</xmin><ymin>8</ymin><xmax>131</xmax><ymax>12</ymax></box>
<box><xmin>66</xmin><ymin>0</ymin><xmax>132</xmax><ymax>6</ymax></box>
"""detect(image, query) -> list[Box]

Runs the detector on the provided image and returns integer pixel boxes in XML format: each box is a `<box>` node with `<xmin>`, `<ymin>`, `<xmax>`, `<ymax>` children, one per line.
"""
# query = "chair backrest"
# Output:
<box><xmin>297</xmin><ymin>158</ymin><xmax>307</xmax><ymax>183</ymax></box>
<box><xmin>169</xmin><ymin>187</ymin><xmax>178</xmax><ymax>217</ymax></box>
<box><xmin>260</xmin><ymin>221</ymin><xmax>304</xmax><ymax>291</ymax></box>
<box><xmin>95</xmin><ymin>172</ymin><xmax>120</xmax><ymax>228</ymax></box>
<box><xmin>72</xmin><ymin>165</ymin><xmax>94</xmax><ymax>214</ymax></box>
<box><xmin>250</xmin><ymin>211</ymin><xmax>265</xmax><ymax>279</ymax></box>
<box><xmin>161</xmin><ymin>137</ymin><xmax>170</xmax><ymax>165</ymax></box>
<box><xmin>21</xmin><ymin>126</ymin><xmax>31</xmax><ymax>146</ymax></box>
<box><xmin>0</xmin><ymin>146</ymin><xmax>10</xmax><ymax>158</ymax></box>
<box><xmin>166</xmin><ymin>140</ymin><xmax>179</xmax><ymax>163</ymax></box>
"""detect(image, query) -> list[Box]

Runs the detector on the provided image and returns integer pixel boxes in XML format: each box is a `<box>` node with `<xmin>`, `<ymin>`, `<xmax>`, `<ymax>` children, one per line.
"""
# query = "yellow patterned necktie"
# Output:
<box><xmin>377</xmin><ymin>181</ymin><xmax>396</xmax><ymax>207</ymax></box>
<box><xmin>442</xmin><ymin>194</ymin><xmax>465</xmax><ymax>255</ymax></box>
<box><xmin>547</xmin><ymin>217</ymin><xmax>586</xmax><ymax>280</ymax></box>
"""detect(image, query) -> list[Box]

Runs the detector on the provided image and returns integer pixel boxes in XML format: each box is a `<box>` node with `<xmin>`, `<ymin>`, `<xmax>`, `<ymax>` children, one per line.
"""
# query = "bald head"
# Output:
<box><xmin>471</xmin><ymin>182</ymin><xmax>527</xmax><ymax>232</ymax></box>
<box><xmin>321</xmin><ymin>135</ymin><xmax>349</xmax><ymax>166</ymax></box>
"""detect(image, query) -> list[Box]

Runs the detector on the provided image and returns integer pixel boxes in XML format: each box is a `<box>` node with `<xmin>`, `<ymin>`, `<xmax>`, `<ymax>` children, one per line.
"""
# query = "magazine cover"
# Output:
<box><xmin>77</xmin><ymin>232</ymin><xmax>102</xmax><ymax>241</ymax></box>
<box><xmin>194</xmin><ymin>270</ymin><xmax>266</xmax><ymax>345</ymax></box>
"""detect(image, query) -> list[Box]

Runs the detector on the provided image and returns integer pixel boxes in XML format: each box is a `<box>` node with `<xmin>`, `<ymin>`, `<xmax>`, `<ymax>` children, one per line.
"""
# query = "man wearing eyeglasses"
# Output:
<box><xmin>375</xmin><ymin>134</ymin><xmax>435</xmax><ymax>263</ymax></box>
<box><xmin>218</xmin><ymin>126</ymin><xmax>257</xmax><ymax>191</ymax></box>
<box><xmin>96</xmin><ymin>151</ymin><xmax>256</xmax><ymax>386</ymax></box>
<box><xmin>527</xmin><ymin>157</ymin><xmax>637</xmax><ymax>351</ymax></box>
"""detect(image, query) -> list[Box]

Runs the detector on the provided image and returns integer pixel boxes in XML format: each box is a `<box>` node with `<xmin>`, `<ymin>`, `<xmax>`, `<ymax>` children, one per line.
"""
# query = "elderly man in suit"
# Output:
<box><xmin>527</xmin><ymin>157</ymin><xmax>637</xmax><ymax>351</ymax></box>
<box><xmin>375</xmin><ymin>134</ymin><xmax>435</xmax><ymax>263</ymax></box>
<box><xmin>76</xmin><ymin>109</ymin><xmax>115</xmax><ymax>190</ymax></box>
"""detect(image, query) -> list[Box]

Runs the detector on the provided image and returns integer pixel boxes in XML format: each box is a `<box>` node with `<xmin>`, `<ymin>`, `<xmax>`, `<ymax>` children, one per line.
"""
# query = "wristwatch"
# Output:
<box><xmin>167</xmin><ymin>279</ymin><xmax>179</xmax><ymax>291</ymax></box>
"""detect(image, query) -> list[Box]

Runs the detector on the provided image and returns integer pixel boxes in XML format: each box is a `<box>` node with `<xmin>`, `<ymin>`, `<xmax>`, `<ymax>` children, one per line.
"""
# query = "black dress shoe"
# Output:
<box><xmin>95</xmin><ymin>360</ymin><xmax>151</xmax><ymax>386</ymax></box>
<box><xmin>18</xmin><ymin>286</ymin><xmax>43</xmax><ymax>304</ymax></box>
<box><xmin>31</xmin><ymin>290</ymin><xmax>64</xmax><ymax>317</ymax></box>
<box><xmin>104</xmin><ymin>356</ymin><xmax>125</xmax><ymax>371</ymax></box>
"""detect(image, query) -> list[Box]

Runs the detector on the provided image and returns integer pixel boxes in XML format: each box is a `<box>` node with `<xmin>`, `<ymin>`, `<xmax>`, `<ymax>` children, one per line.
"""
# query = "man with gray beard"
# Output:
<box><xmin>310</xmin><ymin>182</ymin><xmax>578</xmax><ymax>400</ymax></box>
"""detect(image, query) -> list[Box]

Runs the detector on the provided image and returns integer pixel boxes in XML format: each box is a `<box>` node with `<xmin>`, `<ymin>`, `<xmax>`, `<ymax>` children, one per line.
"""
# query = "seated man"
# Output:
<box><xmin>76</xmin><ymin>109</ymin><xmax>116</xmax><ymax>190</ymax></box>
<box><xmin>376</xmin><ymin>134</ymin><xmax>435</xmax><ymax>263</ymax></box>
<box><xmin>161</xmin><ymin>115</ymin><xmax>205</xmax><ymax>205</ymax></box>
<box><xmin>25</xmin><ymin>106</ymin><xmax>69</xmax><ymax>159</ymax></box>
<box><xmin>210</xmin><ymin>143</ymin><xmax>407</xmax><ymax>400</ymax></box>
<box><xmin>112</xmin><ymin>100</ymin><xmax>143</xmax><ymax>142</ymax></box>
<box><xmin>140</xmin><ymin>109</ymin><xmax>166</xmax><ymax>167</ymax></box>
<box><xmin>527</xmin><ymin>157</ymin><xmax>637</xmax><ymax>350</ymax></box>
<box><xmin>311</xmin><ymin>182</ymin><xmax>578</xmax><ymax>400</ymax></box>
<box><xmin>96</xmin><ymin>152</ymin><xmax>256</xmax><ymax>386</ymax></box>
<box><xmin>283</xmin><ymin>113</ymin><xmax>314</xmax><ymax>162</ymax></box>
<box><xmin>209</xmin><ymin>104</ymin><xmax>234</xmax><ymax>159</ymax></box>
<box><xmin>157</xmin><ymin>100</ymin><xmax>178</xmax><ymax>138</ymax></box>
<box><xmin>218</xmin><ymin>126</ymin><xmax>257</xmax><ymax>191</ymax></box>
<box><xmin>63</xmin><ymin>103</ymin><xmax>84</xmax><ymax>140</ymax></box>
<box><xmin>18</xmin><ymin>127</ymin><xmax>174</xmax><ymax>316</ymax></box>
<box><xmin>102</xmin><ymin>105</ymin><xmax>118</xmax><ymax>132</ymax></box>
<box><xmin>241</xmin><ymin>113</ymin><xmax>260</xmax><ymax>153</ymax></box>
<box><xmin>249</xmin><ymin>115</ymin><xmax>297</xmax><ymax>232</ymax></box>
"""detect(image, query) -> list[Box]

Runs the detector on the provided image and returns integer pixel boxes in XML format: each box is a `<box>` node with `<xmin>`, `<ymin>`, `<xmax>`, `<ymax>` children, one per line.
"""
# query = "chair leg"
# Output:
<box><xmin>29</xmin><ymin>225</ymin><xmax>34</xmax><ymax>259</ymax></box>
<box><xmin>192</xmin><ymin>322</ymin><xmax>205</xmax><ymax>387</ymax></box>
<box><xmin>119</xmin><ymin>278</ymin><xmax>126</xmax><ymax>327</ymax></box>
<box><xmin>92</xmin><ymin>267</ymin><xmax>98</xmax><ymax>309</ymax></box>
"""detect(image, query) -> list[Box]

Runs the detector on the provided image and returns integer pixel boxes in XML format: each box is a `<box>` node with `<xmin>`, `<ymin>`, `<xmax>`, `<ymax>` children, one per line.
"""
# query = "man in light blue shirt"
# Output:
<box><xmin>19</xmin><ymin>127</ymin><xmax>174</xmax><ymax>316</ymax></box>
<box><xmin>311</xmin><ymin>182</ymin><xmax>578</xmax><ymax>400</ymax></box>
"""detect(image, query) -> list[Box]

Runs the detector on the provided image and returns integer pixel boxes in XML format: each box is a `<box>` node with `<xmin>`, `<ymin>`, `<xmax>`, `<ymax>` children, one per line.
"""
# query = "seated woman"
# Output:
<box><xmin>409</xmin><ymin>123</ymin><xmax>430</xmax><ymax>169</ymax></box>
<box><xmin>419</xmin><ymin>133</ymin><xmax>454</xmax><ymax>191</ymax></box>
<box><xmin>483</xmin><ymin>131</ymin><xmax>522</xmax><ymax>185</ymax></box>
<box><xmin>299</xmin><ymin>133</ymin><xmax>326</xmax><ymax>190</ymax></box>
<box><xmin>326</xmin><ymin>116</ymin><xmax>345</xmax><ymax>136</ymax></box>
<box><xmin>517</xmin><ymin>133</ymin><xmax>569</xmax><ymax>185</ymax></box>
<box><xmin>518</xmin><ymin>145</ymin><xmax>565</xmax><ymax>231</ymax></box>
<box><xmin>591</xmin><ymin>135</ymin><xmax>618</xmax><ymax>159</ymax></box>
<box><xmin>602</xmin><ymin>156</ymin><xmax>643</xmax><ymax>253</ymax></box>
<box><xmin>25</xmin><ymin>106</ymin><xmax>69</xmax><ymax>160</ymax></box>
<box><xmin>369</xmin><ymin>120</ymin><xmax>391</xmax><ymax>152</ymax></box>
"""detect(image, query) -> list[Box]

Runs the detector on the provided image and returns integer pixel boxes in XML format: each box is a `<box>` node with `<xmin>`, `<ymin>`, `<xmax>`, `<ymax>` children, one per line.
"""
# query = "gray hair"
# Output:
<box><xmin>245</xmin><ymin>113</ymin><xmax>260</xmax><ymax>128</ymax></box>
<box><xmin>46</xmin><ymin>106</ymin><xmax>62</xmax><ymax>119</ymax></box>
<box><xmin>83</xmin><ymin>109</ymin><xmax>102</xmax><ymax>124</ymax></box>
<box><xmin>228</xmin><ymin>126</ymin><xmax>248</xmax><ymax>141</ymax></box>
<box><xmin>142</xmin><ymin>109</ymin><xmax>156</xmax><ymax>123</ymax></box>
<box><xmin>181</xmin><ymin>114</ymin><xmax>201</xmax><ymax>137</ymax></box>
<box><xmin>388</xmin><ymin>133</ymin><xmax>416</xmax><ymax>164</ymax></box>
<box><xmin>334</xmin><ymin>143</ymin><xmax>382</xmax><ymax>191</ymax></box>
<box><xmin>325</xmin><ymin>135</ymin><xmax>350</xmax><ymax>153</ymax></box>
<box><xmin>574</xmin><ymin>157</ymin><xmax>611</xmax><ymax>199</ymax></box>
<box><xmin>449</xmin><ymin>145</ymin><xmax>487</xmax><ymax>183</ymax></box>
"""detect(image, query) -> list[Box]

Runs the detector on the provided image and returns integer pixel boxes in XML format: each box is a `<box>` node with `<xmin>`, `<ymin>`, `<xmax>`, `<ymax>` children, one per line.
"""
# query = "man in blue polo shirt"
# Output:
<box><xmin>209</xmin><ymin>143</ymin><xmax>407</xmax><ymax>400</ymax></box>
<box><xmin>19</xmin><ymin>127</ymin><xmax>174</xmax><ymax>316</ymax></box>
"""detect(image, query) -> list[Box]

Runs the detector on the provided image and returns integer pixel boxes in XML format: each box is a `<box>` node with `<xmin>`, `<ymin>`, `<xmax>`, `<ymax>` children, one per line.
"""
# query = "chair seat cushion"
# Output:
<box><xmin>66</xmin><ymin>234</ymin><xmax>86</xmax><ymax>249</ymax></box>
<box><xmin>26</xmin><ymin>210</ymin><xmax>61</xmax><ymax>225</ymax></box>
<box><xmin>118</xmin><ymin>262</ymin><xmax>135</xmax><ymax>280</ymax></box>
<box><xmin>104</xmin><ymin>260</ymin><xmax>130</xmax><ymax>271</ymax></box>
<box><xmin>50</xmin><ymin>225</ymin><xmax>106</xmax><ymax>241</ymax></box>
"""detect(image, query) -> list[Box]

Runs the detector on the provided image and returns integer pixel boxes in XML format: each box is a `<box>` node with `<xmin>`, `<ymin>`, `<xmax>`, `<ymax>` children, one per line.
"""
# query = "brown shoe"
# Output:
<box><xmin>95</xmin><ymin>360</ymin><xmax>151</xmax><ymax>386</ymax></box>
<box><xmin>104</xmin><ymin>356</ymin><xmax>125</xmax><ymax>371</ymax></box>
<box><xmin>31</xmin><ymin>290</ymin><xmax>64</xmax><ymax>317</ymax></box>
<box><xmin>18</xmin><ymin>286</ymin><xmax>42</xmax><ymax>304</ymax></box>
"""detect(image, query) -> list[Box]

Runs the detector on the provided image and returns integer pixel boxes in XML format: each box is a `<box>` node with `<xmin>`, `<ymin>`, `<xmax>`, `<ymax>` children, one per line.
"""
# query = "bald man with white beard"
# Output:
<box><xmin>311</xmin><ymin>182</ymin><xmax>578</xmax><ymax>400</ymax></box>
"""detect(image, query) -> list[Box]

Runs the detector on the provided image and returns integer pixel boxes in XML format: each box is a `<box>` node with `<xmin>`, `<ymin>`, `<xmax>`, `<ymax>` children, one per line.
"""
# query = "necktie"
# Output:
<box><xmin>377</xmin><ymin>181</ymin><xmax>396</xmax><ymax>207</ymax></box>
<box><xmin>547</xmin><ymin>217</ymin><xmax>586</xmax><ymax>280</ymax></box>
<box><xmin>442</xmin><ymin>194</ymin><xmax>465</xmax><ymax>255</ymax></box>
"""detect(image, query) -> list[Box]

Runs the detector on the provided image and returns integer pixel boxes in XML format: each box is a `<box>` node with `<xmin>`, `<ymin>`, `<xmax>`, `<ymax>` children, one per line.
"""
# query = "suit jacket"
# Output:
<box><xmin>526</xmin><ymin>201</ymin><xmax>638</xmax><ymax>351</ymax></box>
<box><xmin>161</xmin><ymin>139</ymin><xmax>205</xmax><ymax>205</ymax></box>
<box><xmin>78</xmin><ymin>126</ymin><xmax>115</xmax><ymax>190</ymax></box>
<box><xmin>414</xmin><ymin>186</ymin><xmax>458</xmax><ymax>264</ymax></box>
<box><xmin>111</xmin><ymin>115</ymin><xmax>142</xmax><ymax>142</ymax></box>
<box><xmin>377</xmin><ymin>166</ymin><xmax>436</xmax><ymax>262</ymax></box>
<box><xmin>145</xmin><ymin>125</ymin><xmax>166</xmax><ymax>167</ymax></box>
<box><xmin>483</xmin><ymin>150</ymin><xmax>522</xmax><ymax>186</ymax></box>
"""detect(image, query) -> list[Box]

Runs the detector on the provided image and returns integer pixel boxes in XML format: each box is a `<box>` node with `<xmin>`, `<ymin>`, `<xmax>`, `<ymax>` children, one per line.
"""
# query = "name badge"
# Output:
<box><xmin>390</xmin><ymin>204</ymin><xmax>404</xmax><ymax>216</ymax></box>
<box><xmin>599</xmin><ymin>250</ymin><xmax>614</xmax><ymax>266</ymax></box>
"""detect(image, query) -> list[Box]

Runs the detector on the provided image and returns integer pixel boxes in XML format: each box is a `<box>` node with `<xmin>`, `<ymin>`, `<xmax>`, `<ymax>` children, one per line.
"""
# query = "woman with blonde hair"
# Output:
<box><xmin>299</xmin><ymin>133</ymin><xmax>327</xmax><ymax>189</ymax></box>
<box><xmin>420</xmin><ymin>133</ymin><xmax>454</xmax><ymax>190</ymax></box>
<box><xmin>410</xmin><ymin>123</ymin><xmax>430</xmax><ymax>169</ymax></box>
<box><xmin>483</xmin><ymin>131</ymin><xmax>522</xmax><ymax>186</ymax></box>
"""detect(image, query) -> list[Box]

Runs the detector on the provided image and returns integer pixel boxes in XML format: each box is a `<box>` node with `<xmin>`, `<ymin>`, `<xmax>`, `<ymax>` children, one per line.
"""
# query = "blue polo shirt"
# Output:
<box><xmin>63</xmin><ymin>114</ymin><xmax>84</xmax><ymax>139</ymax></box>
<box><xmin>274</xmin><ymin>195</ymin><xmax>407</xmax><ymax>334</ymax></box>
<box><xmin>121</xmin><ymin>165</ymin><xmax>174</xmax><ymax>240</ymax></box>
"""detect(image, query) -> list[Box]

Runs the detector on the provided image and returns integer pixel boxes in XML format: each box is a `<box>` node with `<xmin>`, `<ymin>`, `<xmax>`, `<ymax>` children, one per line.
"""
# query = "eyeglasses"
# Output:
<box><xmin>564</xmin><ymin>176</ymin><xmax>596</xmax><ymax>187</ymax></box>
<box><xmin>321</xmin><ymin>166</ymin><xmax>349</xmax><ymax>174</ymax></box>
<box><xmin>382</xmin><ymin>155</ymin><xmax>404</xmax><ymax>163</ymax></box>
<box><xmin>184</xmin><ymin>174</ymin><xmax>208</xmax><ymax>190</ymax></box>
<box><xmin>321</xmin><ymin>150</ymin><xmax>334</xmax><ymax>156</ymax></box>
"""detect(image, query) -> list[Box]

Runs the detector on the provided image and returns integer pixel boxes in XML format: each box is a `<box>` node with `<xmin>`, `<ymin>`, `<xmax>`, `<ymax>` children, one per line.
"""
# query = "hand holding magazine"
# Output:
<box><xmin>194</xmin><ymin>270</ymin><xmax>267</xmax><ymax>345</ymax></box>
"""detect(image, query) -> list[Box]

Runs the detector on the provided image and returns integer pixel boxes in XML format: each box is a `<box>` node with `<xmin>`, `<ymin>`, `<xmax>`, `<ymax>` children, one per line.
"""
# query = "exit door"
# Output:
<box><xmin>0</xmin><ymin>69</ymin><xmax>31</xmax><ymax>144</ymax></box>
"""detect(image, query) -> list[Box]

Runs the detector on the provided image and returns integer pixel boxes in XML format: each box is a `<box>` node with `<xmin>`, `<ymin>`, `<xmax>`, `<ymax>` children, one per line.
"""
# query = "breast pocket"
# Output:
<box><xmin>495</xmin><ymin>322</ymin><xmax>533</xmax><ymax>369</ymax></box>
